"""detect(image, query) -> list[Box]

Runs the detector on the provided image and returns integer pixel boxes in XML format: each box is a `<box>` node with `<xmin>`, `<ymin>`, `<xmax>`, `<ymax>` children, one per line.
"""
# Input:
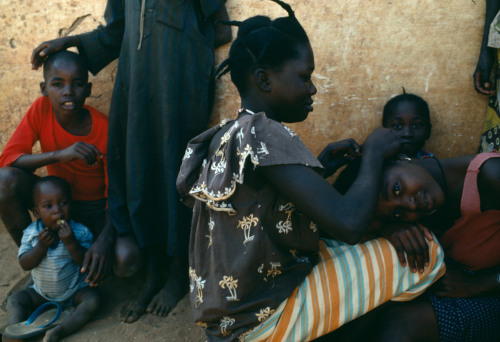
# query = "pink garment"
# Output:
<box><xmin>440</xmin><ymin>152</ymin><xmax>500</xmax><ymax>271</ymax></box>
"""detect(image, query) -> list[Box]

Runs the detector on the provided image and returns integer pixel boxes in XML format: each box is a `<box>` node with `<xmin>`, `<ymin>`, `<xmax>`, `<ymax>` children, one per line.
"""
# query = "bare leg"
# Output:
<box><xmin>6</xmin><ymin>288</ymin><xmax>46</xmax><ymax>326</ymax></box>
<box><xmin>146</xmin><ymin>256</ymin><xmax>188</xmax><ymax>316</ymax></box>
<box><xmin>0</xmin><ymin>167</ymin><xmax>37</xmax><ymax>246</ymax></box>
<box><xmin>3</xmin><ymin>288</ymin><xmax>47</xmax><ymax>342</ymax></box>
<box><xmin>371</xmin><ymin>298</ymin><xmax>439</xmax><ymax>342</ymax></box>
<box><xmin>113</xmin><ymin>233</ymin><xmax>142</xmax><ymax>278</ymax></box>
<box><xmin>43</xmin><ymin>287</ymin><xmax>100</xmax><ymax>342</ymax></box>
<box><xmin>120</xmin><ymin>246</ymin><xmax>163</xmax><ymax>323</ymax></box>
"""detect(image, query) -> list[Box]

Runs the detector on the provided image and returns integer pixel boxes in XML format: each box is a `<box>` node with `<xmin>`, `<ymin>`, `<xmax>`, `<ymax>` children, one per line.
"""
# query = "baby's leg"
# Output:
<box><xmin>0</xmin><ymin>167</ymin><xmax>37</xmax><ymax>246</ymax></box>
<box><xmin>43</xmin><ymin>287</ymin><xmax>100</xmax><ymax>342</ymax></box>
<box><xmin>6</xmin><ymin>287</ymin><xmax>46</xmax><ymax>325</ymax></box>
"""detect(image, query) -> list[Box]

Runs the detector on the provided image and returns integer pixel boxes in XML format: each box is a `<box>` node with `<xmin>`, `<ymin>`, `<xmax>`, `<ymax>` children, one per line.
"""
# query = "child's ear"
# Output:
<box><xmin>32</xmin><ymin>207</ymin><xmax>40</xmax><ymax>219</ymax></box>
<box><xmin>254</xmin><ymin>68</ymin><xmax>271</xmax><ymax>92</ymax></box>
<box><xmin>40</xmin><ymin>82</ymin><xmax>48</xmax><ymax>96</ymax></box>
<box><xmin>85</xmin><ymin>82</ymin><xmax>92</xmax><ymax>98</ymax></box>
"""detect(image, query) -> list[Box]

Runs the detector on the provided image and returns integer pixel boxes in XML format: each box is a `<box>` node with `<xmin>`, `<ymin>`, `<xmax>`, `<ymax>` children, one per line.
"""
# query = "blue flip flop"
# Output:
<box><xmin>3</xmin><ymin>302</ymin><xmax>74</xmax><ymax>339</ymax></box>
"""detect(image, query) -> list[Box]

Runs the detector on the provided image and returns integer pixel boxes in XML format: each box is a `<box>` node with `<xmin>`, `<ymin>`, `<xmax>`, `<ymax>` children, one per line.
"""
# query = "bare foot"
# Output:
<box><xmin>146</xmin><ymin>276</ymin><xmax>188</xmax><ymax>316</ymax></box>
<box><xmin>120</xmin><ymin>270</ymin><xmax>162</xmax><ymax>323</ymax></box>
<box><xmin>43</xmin><ymin>326</ymin><xmax>65</xmax><ymax>342</ymax></box>
<box><xmin>146</xmin><ymin>257</ymin><xmax>188</xmax><ymax>317</ymax></box>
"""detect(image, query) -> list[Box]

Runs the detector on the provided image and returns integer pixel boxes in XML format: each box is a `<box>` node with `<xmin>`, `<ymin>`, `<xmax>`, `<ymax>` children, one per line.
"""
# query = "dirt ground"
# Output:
<box><xmin>0</xmin><ymin>225</ymin><xmax>206</xmax><ymax>342</ymax></box>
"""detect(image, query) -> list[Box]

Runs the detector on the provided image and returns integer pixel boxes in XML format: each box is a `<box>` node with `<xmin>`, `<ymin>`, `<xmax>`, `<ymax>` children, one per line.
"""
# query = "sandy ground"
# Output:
<box><xmin>0</xmin><ymin>225</ymin><xmax>206</xmax><ymax>342</ymax></box>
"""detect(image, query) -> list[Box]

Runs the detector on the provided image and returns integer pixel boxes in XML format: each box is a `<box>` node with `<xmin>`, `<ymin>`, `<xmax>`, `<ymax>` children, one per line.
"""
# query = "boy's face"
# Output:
<box><xmin>33</xmin><ymin>182</ymin><xmax>71</xmax><ymax>231</ymax></box>
<box><xmin>40</xmin><ymin>59</ymin><xmax>91</xmax><ymax>119</ymax></box>
<box><xmin>385</xmin><ymin>101</ymin><xmax>431</xmax><ymax>157</ymax></box>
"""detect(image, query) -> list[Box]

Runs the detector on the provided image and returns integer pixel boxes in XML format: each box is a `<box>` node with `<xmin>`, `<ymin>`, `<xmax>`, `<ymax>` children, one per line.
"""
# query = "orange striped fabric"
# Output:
<box><xmin>242</xmin><ymin>237</ymin><xmax>446</xmax><ymax>341</ymax></box>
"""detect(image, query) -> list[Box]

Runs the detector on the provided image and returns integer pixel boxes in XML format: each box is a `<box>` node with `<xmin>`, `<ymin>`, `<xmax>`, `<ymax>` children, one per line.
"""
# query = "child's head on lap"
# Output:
<box><xmin>33</xmin><ymin>176</ymin><xmax>72</xmax><ymax>231</ymax></box>
<box><xmin>376</xmin><ymin>159</ymin><xmax>444</xmax><ymax>223</ymax></box>
<box><xmin>217</xmin><ymin>0</ymin><xmax>316</xmax><ymax>123</ymax></box>
<box><xmin>382</xmin><ymin>90</ymin><xmax>431</xmax><ymax>158</ymax></box>
<box><xmin>41</xmin><ymin>50</ymin><xmax>91</xmax><ymax>118</ymax></box>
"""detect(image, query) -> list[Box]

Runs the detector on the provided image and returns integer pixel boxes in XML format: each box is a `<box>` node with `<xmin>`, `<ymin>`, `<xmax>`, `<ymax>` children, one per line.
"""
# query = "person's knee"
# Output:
<box><xmin>0</xmin><ymin>167</ymin><xmax>30</xmax><ymax>203</ymax></box>
<box><xmin>113</xmin><ymin>235</ymin><xmax>142</xmax><ymax>277</ymax></box>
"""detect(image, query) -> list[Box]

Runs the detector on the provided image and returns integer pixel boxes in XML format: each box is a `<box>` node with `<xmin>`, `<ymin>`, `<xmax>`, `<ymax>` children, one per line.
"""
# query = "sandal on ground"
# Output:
<box><xmin>3</xmin><ymin>301</ymin><xmax>74</xmax><ymax>339</ymax></box>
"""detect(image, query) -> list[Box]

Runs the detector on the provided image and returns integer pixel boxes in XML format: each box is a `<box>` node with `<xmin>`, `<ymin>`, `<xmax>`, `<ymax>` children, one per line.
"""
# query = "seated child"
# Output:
<box><xmin>334</xmin><ymin>90</ymin><xmax>433</xmax><ymax>194</ymax></box>
<box><xmin>5</xmin><ymin>176</ymin><xmax>100</xmax><ymax>342</ymax></box>
<box><xmin>382</xmin><ymin>89</ymin><xmax>433</xmax><ymax>158</ymax></box>
<box><xmin>0</xmin><ymin>50</ymin><xmax>123</xmax><ymax>286</ymax></box>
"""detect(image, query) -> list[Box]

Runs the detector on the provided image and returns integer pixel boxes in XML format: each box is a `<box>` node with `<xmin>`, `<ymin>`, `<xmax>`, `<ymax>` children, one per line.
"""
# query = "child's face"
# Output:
<box><xmin>40</xmin><ymin>59</ymin><xmax>91</xmax><ymax>119</ymax></box>
<box><xmin>33</xmin><ymin>182</ymin><xmax>71</xmax><ymax>231</ymax></box>
<box><xmin>376</xmin><ymin>163</ymin><xmax>444</xmax><ymax>222</ymax></box>
<box><xmin>384</xmin><ymin>101</ymin><xmax>431</xmax><ymax>157</ymax></box>
<box><xmin>267</xmin><ymin>44</ymin><xmax>317</xmax><ymax>123</ymax></box>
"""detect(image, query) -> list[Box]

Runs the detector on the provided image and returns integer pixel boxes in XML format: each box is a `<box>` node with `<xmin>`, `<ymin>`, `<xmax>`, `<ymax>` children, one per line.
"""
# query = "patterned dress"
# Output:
<box><xmin>177</xmin><ymin>111</ymin><xmax>446</xmax><ymax>341</ymax></box>
<box><xmin>177</xmin><ymin>111</ymin><xmax>322</xmax><ymax>340</ymax></box>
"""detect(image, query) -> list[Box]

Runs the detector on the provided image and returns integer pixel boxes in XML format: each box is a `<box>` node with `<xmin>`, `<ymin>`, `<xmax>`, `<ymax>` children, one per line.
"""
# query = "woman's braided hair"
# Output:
<box><xmin>216</xmin><ymin>0</ymin><xmax>310</xmax><ymax>95</ymax></box>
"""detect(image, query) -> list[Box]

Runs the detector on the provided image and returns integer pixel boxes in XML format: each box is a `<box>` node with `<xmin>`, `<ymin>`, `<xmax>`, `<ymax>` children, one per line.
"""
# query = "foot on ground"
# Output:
<box><xmin>145</xmin><ymin>275</ymin><xmax>188</xmax><ymax>317</ymax></box>
<box><xmin>120</xmin><ymin>274</ymin><xmax>162</xmax><ymax>323</ymax></box>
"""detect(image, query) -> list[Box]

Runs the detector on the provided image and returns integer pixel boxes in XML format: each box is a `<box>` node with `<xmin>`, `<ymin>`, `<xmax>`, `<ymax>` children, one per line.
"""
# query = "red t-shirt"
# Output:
<box><xmin>0</xmin><ymin>97</ymin><xmax>108</xmax><ymax>201</ymax></box>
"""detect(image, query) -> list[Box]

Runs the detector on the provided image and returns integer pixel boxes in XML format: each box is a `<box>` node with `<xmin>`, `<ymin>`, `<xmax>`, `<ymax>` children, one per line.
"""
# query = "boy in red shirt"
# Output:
<box><xmin>0</xmin><ymin>50</ymin><xmax>126</xmax><ymax>286</ymax></box>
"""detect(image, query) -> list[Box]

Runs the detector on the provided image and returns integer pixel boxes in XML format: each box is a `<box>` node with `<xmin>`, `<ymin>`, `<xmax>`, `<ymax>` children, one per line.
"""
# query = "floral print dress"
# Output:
<box><xmin>177</xmin><ymin>110</ymin><xmax>323</xmax><ymax>341</ymax></box>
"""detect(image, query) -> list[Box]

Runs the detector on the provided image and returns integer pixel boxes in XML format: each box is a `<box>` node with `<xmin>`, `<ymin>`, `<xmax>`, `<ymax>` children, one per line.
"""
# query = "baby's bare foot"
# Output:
<box><xmin>43</xmin><ymin>326</ymin><xmax>65</xmax><ymax>342</ymax></box>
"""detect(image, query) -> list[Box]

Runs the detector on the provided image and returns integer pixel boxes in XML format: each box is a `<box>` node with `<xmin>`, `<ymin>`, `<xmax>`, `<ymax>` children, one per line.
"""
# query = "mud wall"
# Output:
<box><xmin>0</xmin><ymin>0</ymin><xmax>489</xmax><ymax>158</ymax></box>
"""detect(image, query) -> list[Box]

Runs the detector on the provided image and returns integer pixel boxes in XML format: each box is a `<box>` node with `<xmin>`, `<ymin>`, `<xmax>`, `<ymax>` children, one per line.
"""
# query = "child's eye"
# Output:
<box><xmin>391</xmin><ymin>123</ymin><xmax>402</xmax><ymax>130</ymax></box>
<box><xmin>44</xmin><ymin>204</ymin><xmax>51</xmax><ymax>209</ymax></box>
<box><xmin>393</xmin><ymin>208</ymin><xmax>402</xmax><ymax>220</ymax></box>
<box><xmin>412</xmin><ymin>122</ymin><xmax>423</xmax><ymax>129</ymax></box>
<box><xmin>392</xmin><ymin>181</ymin><xmax>401</xmax><ymax>197</ymax></box>
<box><xmin>73</xmin><ymin>82</ymin><xmax>84</xmax><ymax>87</ymax></box>
<box><xmin>52</xmin><ymin>82</ymin><xmax>63</xmax><ymax>87</ymax></box>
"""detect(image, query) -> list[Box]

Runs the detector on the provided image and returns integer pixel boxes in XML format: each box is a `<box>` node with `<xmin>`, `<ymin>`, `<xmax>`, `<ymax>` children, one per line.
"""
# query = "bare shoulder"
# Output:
<box><xmin>479</xmin><ymin>158</ymin><xmax>500</xmax><ymax>189</ymax></box>
<box><xmin>478</xmin><ymin>158</ymin><xmax>500</xmax><ymax>210</ymax></box>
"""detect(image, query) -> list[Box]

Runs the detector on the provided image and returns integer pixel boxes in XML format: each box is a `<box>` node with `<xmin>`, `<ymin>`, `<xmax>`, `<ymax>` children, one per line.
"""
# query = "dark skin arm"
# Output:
<box><xmin>11</xmin><ymin>142</ymin><xmax>103</xmax><ymax>172</ymax></box>
<box><xmin>212</xmin><ymin>4</ymin><xmax>232</xmax><ymax>48</ymax></box>
<box><xmin>31</xmin><ymin>36</ymin><xmax>81</xmax><ymax>70</ymax></box>
<box><xmin>473</xmin><ymin>0</ymin><xmax>500</xmax><ymax>95</ymax></box>
<box><xmin>433</xmin><ymin>265</ymin><xmax>500</xmax><ymax>297</ymax></box>
<box><xmin>258</xmin><ymin>128</ymin><xmax>399</xmax><ymax>244</ymax></box>
<box><xmin>19</xmin><ymin>228</ymin><xmax>55</xmax><ymax>270</ymax></box>
<box><xmin>81</xmin><ymin>214</ymin><xmax>115</xmax><ymax>287</ymax></box>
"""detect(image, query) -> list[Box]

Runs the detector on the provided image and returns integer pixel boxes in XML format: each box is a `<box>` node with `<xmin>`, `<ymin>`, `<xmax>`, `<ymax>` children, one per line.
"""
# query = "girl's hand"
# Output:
<box><xmin>317</xmin><ymin>139</ymin><xmax>361</xmax><ymax>178</ymax></box>
<box><xmin>381</xmin><ymin>222</ymin><xmax>433</xmax><ymax>273</ymax></box>
<box><xmin>57</xmin><ymin>142</ymin><xmax>103</xmax><ymax>166</ymax></box>
<box><xmin>31</xmin><ymin>36</ymin><xmax>79</xmax><ymax>70</ymax></box>
<box><xmin>57</xmin><ymin>220</ymin><xmax>77</xmax><ymax>246</ymax></box>
<box><xmin>37</xmin><ymin>228</ymin><xmax>56</xmax><ymax>249</ymax></box>
<box><xmin>363</xmin><ymin>127</ymin><xmax>400</xmax><ymax>160</ymax></box>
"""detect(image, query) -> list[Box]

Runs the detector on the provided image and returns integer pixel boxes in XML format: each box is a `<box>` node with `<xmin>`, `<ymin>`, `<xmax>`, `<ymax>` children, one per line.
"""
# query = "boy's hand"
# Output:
<box><xmin>31</xmin><ymin>36</ymin><xmax>79</xmax><ymax>70</ymax></box>
<box><xmin>57</xmin><ymin>142</ymin><xmax>103</xmax><ymax>166</ymax></box>
<box><xmin>317</xmin><ymin>138</ymin><xmax>361</xmax><ymax>178</ymax></box>
<box><xmin>37</xmin><ymin>228</ymin><xmax>56</xmax><ymax>249</ymax></box>
<box><xmin>363</xmin><ymin>127</ymin><xmax>400</xmax><ymax>159</ymax></box>
<box><xmin>57</xmin><ymin>220</ymin><xmax>77</xmax><ymax>246</ymax></box>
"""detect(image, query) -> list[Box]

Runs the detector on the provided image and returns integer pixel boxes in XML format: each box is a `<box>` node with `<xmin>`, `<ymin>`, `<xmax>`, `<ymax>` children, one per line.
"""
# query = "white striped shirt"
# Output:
<box><xmin>19</xmin><ymin>219</ymin><xmax>93</xmax><ymax>302</ymax></box>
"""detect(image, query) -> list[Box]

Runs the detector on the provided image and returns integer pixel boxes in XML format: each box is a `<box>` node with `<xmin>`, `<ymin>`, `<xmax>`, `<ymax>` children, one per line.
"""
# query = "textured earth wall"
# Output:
<box><xmin>0</xmin><ymin>0</ymin><xmax>489</xmax><ymax>158</ymax></box>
